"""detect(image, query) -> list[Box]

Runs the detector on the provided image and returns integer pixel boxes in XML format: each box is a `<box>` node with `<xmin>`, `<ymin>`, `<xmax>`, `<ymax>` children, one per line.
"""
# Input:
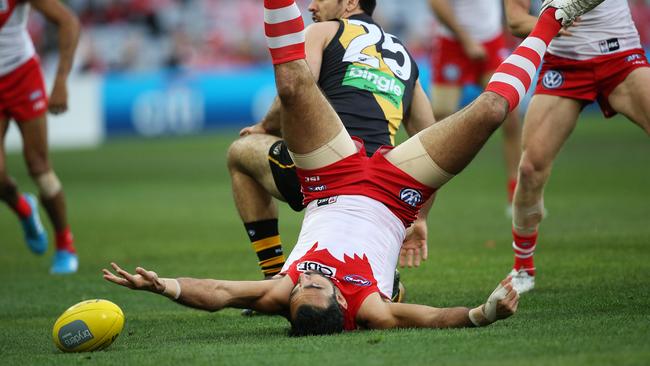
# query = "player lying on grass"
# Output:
<box><xmin>104</xmin><ymin>0</ymin><xmax>604</xmax><ymax>335</ymax></box>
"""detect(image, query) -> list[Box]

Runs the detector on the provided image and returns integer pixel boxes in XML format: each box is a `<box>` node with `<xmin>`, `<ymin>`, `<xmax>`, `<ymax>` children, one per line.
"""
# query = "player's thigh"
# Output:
<box><xmin>431</xmin><ymin>84</ymin><xmax>462</xmax><ymax>119</ymax></box>
<box><xmin>275</xmin><ymin>61</ymin><xmax>348</xmax><ymax>154</ymax></box>
<box><xmin>520</xmin><ymin>95</ymin><xmax>582</xmax><ymax>169</ymax></box>
<box><xmin>227</xmin><ymin>134</ymin><xmax>283</xmax><ymax>199</ymax></box>
<box><xmin>607</xmin><ymin>67</ymin><xmax>650</xmax><ymax>134</ymax></box>
<box><xmin>16</xmin><ymin>114</ymin><xmax>50</xmax><ymax>174</ymax></box>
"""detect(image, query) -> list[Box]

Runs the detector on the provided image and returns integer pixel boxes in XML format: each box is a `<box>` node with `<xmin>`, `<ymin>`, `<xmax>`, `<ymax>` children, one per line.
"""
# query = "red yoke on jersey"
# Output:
<box><xmin>285</xmin><ymin>243</ymin><xmax>380</xmax><ymax>331</ymax></box>
<box><xmin>0</xmin><ymin>0</ymin><xmax>19</xmax><ymax>27</ymax></box>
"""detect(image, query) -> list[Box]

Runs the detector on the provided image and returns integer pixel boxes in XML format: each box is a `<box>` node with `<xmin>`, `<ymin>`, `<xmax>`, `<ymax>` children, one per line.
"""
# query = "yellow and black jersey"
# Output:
<box><xmin>319</xmin><ymin>14</ymin><xmax>419</xmax><ymax>155</ymax></box>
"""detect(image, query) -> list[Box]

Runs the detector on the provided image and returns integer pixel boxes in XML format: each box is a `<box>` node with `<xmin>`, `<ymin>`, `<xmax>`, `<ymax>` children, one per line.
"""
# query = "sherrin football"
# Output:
<box><xmin>52</xmin><ymin>299</ymin><xmax>125</xmax><ymax>352</ymax></box>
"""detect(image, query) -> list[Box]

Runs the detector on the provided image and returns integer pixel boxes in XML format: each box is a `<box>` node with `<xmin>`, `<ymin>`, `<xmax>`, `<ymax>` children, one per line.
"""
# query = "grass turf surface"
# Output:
<box><xmin>0</xmin><ymin>114</ymin><xmax>648</xmax><ymax>365</ymax></box>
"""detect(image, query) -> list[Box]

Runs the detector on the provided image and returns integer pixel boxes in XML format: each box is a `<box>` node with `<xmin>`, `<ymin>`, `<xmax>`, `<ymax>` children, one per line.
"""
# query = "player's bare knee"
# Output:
<box><xmin>469</xmin><ymin>94</ymin><xmax>508</xmax><ymax>132</ymax></box>
<box><xmin>517</xmin><ymin>156</ymin><xmax>548</xmax><ymax>189</ymax></box>
<box><xmin>226</xmin><ymin>138</ymin><xmax>247</xmax><ymax>172</ymax></box>
<box><xmin>275</xmin><ymin>67</ymin><xmax>311</xmax><ymax>104</ymax></box>
<box><xmin>31</xmin><ymin>170</ymin><xmax>62</xmax><ymax>199</ymax></box>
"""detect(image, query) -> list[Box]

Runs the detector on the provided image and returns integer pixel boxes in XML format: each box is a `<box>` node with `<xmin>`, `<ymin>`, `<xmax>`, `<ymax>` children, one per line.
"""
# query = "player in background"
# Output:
<box><xmin>429</xmin><ymin>0</ymin><xmax>522</xmax><ymax>213</ymax></box>
<box><xmin>227</xmin><ymin>0</ymin><xmax>435</xmax><ymax>288</ymax></box>
<box><xmin>0</xmin><ymin>0</ymin><xmax>80</xmax><ymax>273</ymax></box>
<box><xmin>105</xmin><ymin>0</ymin><xmax>605</xmax><ymax>336</ymax></box>
<box><xmin>504</xmin><ymin>0</ymin><xmax>650</xmax><ymax>293</ymax></box>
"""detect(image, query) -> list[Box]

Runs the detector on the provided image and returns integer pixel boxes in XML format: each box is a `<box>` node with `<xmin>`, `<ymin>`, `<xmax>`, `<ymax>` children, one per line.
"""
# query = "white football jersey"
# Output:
<box><xmin>281</xmin><ymin>195</ymin><xmax>405</xmax><ymax>298</ymax></box>
<box><xmin>436</xmin><ymin>0</ymin><xmax>503</xmax><ymax>42</ymax></box>
<box><xmin>0</xmin><ymin>1</ymin><xmax>35</xmax><ymax>76</ymax></box>
<box><xmin>548</xmin><ymin>0</ymin><xmax>641</xmax><ymax>60</ymax></box>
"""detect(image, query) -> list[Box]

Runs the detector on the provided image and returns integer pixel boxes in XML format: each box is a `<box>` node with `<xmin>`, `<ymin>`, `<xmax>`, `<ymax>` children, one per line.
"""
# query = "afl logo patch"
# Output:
<box><xmin>343</xmin><ymin>274</ymin><xmax>372</xmax><ymax>287</ymax></box>
<box><xmin>542</xmin><ymin>70</ymin><xmax>563</xmax><ymax>89</ymax></box>
<box><xmin>399</xmin><ymin>188</ymin><xmax>422</xmax><ymax>207</ymax></box>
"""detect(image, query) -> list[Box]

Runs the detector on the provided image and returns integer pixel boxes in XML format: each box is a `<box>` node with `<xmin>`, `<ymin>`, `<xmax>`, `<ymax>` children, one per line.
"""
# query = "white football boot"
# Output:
<box><xmin>541</xmin><ymin>0</ymin><xmax>606</xmax><ymax>27</ymax></box>
<box><xmin>509</xmin><ymin>268</ymin><xmax>535</xmax><ymax>294</ymax></box>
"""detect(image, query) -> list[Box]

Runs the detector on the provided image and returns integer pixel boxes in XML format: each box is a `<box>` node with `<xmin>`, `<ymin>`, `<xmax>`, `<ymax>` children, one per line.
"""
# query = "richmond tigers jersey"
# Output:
<box><xmin>318</xmin><ymin>14</ymin><xmax>419</xmax><ymax>156</ymax></box>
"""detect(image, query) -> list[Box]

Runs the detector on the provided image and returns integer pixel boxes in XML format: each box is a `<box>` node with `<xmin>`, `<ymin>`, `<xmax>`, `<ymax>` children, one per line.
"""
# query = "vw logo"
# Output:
<box><xmin>542</xmin><ymin>70</ymin><xmax>564</xmax><ymax>89</ymax></box>
<box><xmin>399</xmin><ymin>188</ymin><xmax>422</xmax><ymax>207</ymax></box>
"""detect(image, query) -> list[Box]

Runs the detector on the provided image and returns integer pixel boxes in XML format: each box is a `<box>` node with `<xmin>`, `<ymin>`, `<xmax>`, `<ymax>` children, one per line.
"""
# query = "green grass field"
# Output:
<box><xmin>1</xmin><ymin>114</ymin><xmax>648</xmax><ymax>365</ymax></box>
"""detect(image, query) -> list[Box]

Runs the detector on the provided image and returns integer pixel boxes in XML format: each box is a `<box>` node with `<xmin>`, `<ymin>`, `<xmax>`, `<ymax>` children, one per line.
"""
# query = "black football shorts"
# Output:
<box><xmin>268</xmin><ymin>140</ymin><xmax>305</xmax><ymax>212</ymax></box>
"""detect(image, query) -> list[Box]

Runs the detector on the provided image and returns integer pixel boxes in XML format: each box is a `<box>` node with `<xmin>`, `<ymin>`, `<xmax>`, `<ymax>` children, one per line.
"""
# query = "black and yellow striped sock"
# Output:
<box><xmin>244</xmin><ymin>219</ymin><xmax>285</xmax><ymax>278</ymax></box>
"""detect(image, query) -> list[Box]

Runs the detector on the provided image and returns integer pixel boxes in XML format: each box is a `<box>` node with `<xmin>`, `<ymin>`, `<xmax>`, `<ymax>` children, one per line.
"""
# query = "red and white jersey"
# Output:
<box><xmin>548</xmin><ymin>0</ymin><xmax>641</xmax><ymax>61</ymax></box>
<box><xmin>436</xmin><ymin>0</ymin><xmax>503</xmax><ymax>42</ymax></box>
<box><xmin>0</xmin><ymin>0</ymin><xmax>36</xmax><ymax>76</ymax></box>
<box><xmin>281</xmin><ymin>195</ymin><xmax>406</xmax><ymax>329</ymax></box>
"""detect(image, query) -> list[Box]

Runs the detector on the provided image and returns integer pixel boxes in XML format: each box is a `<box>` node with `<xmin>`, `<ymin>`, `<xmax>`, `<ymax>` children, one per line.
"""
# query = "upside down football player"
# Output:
<box><xmin>104</xmin><ymin>0</ymin><xmax>605</xmax><ymax>335</ymax></box>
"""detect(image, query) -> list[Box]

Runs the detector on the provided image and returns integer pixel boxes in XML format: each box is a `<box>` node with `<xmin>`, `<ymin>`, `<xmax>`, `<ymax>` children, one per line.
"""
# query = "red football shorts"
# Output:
<box><xmin>432</xmin><ymin>33</ymin><xmax>509</xmax><ymax>86</ymax></box>
<box><xmin>295</xmin><ymin>138</ymin><xmax>436</xmax><ymax>227</ymax></box>
<box><xmin>0</xmin><ymin>57</ymin><xmax>48</xmax><ymax>122</ymax></box>
<box><xmin>535</xmin><ymin>49</ymin><xmax>650</xmax><ymax>117</ymax></box>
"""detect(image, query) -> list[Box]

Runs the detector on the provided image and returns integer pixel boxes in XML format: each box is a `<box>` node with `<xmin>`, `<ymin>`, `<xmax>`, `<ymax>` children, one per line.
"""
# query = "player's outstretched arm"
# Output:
<box><xmin>103</xmin><ymin>263</ymin><xmax>293</xmax><ymax>315</ymax></box>
<box><xmin>359</xmin><ymin>277</ymin><xmax>518</xmax><ymax>329</ymax></box>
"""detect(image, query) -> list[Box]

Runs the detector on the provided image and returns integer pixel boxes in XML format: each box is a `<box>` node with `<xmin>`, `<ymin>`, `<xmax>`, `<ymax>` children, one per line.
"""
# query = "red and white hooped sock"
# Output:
<box><xmin>264</xmin><ymin>0</ymin><xmax>305</xmax><ymax>65</ymax></box>
<box><xmin>485</xmin><ymin>8</ymin><xmax>562</xmax><ymax>111</ymax></box>
<box><xmin>512</xmin><ymin>228</ymin><xmax>537</xmax><ymax>275</ymax></box>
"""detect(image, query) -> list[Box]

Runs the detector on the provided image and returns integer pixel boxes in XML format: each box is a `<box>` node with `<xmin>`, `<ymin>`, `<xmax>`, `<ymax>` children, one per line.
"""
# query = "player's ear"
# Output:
<box><xmin>347</xmin><ymin>0</ymin><xmax>360</xmax><ymax>12</ymax></box>
<box><xmin>335</xmin><ymin>288</ymin><xmax>348</xmax><ymax>310</ymax></box>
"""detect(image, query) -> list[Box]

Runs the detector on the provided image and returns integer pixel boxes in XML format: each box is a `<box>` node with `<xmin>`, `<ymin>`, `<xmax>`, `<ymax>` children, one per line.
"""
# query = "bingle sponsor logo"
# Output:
<box><xmin>343</xmin><ymin>65</ymin><xmax>406</xmax><ymax>108</ymax></box>
<box><xmin>58</xmin><ymin>320</ymin><xmax>94</xmax><ymax>349</ymax></box>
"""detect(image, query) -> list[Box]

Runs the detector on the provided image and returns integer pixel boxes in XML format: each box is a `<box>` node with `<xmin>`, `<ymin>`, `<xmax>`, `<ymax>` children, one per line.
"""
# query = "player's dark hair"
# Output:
<box><xmin>289</xmin><ymin>292</ymin><xmax>344</xmax><ymax>336</ymax></box>
<box><xmin>359</xmin><ymin>0</ymin><xmax>376</xmax><ymax>16</ymax></box>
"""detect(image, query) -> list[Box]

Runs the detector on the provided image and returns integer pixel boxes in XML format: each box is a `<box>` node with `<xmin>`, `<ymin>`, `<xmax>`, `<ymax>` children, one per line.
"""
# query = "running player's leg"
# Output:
<box><xmin>480</xmin><ymin>72</ymin><xmax>522</xmax><ymax>209</ymax></box>
<box><xmin>386</xmin><ymin>7</ymin><xmax>563</xmax><ymax>181</ymax></box>
<box><xmin>607</xmin><ymin>67</ymin><xmax>650</xmax><ymax>135</ymax></box>
<box><xmin>508</xmin><ymin>95</ymin><xmax>581</xmax><ymax>292</ymax></box>
<box><xmin>431</xmin><ymin>86</ymin><xmax>462</xmax><ymax>121</ymax></box>
<box><xmin>0</xmin><ymin>117</ymin><xmax>48</xmax><ymax>254</ymax></box>
<box><xmin>264</xmin><ymin>0</ymin><xmax>356</xmax><ymax>168</ymax></box>
<box><xmin>227</xmin><ymin>133</ymin><xmax>288</xmax><ymax>279</ymax></box>
<box><xmin>17</xmin><ymin>115</ymin><xmax>77</xmax><ymax>273</ymax></box>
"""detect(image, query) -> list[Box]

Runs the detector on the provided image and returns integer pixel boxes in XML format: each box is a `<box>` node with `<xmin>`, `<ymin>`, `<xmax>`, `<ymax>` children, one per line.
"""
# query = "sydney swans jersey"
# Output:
<box><xmin>548</xmin><ymin>0</ymin><xmax>641</xmax><ymax>60</ymax></box>
<box><xmin>436</xmin><ymin>0</ymin><xmax>503</xmax><ymax>42</ymax></box>
<box><xmin>282</xmin><ymin>195</ymin><xmax>406</xmax><ymax>330</ymax></box>
<box><xmin>319</xmin><ymin>14</ymin><xmax>419</xmax><ymax>155</ymax></box>
<box><xmin>0</xmin><ymin>0</ymin><xmax>35</xmax><ymax>76</ymax></box>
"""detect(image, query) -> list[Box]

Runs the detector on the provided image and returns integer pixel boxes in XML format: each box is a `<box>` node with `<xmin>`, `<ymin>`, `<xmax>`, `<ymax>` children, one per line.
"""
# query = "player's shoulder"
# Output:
<box><xmin>306</xmin><ymin>21</ymin><xmax>341</xmax><ymax>37</ymax></box>
<box><xmin>306</xmin><ymin>21</ymin><xmax>341</xmax><ymax>47</ymax></box>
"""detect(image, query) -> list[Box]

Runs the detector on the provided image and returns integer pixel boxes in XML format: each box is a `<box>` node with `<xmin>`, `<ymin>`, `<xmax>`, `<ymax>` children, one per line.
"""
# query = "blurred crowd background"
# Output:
<box><xmin>30</xmin><ymin>0</ymin><xmax>650</xmax><ymax>75</ymax></box>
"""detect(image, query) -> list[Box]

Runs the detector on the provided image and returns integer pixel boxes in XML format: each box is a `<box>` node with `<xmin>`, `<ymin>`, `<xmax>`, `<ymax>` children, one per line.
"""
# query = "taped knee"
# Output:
<box><xmin>512</xmin><ymin>200</ymin><xmax>544</xmax><ymax>234</ymax></box>
<box><xmin>288</xmin><ymin>128</ymin><xmax>357</xmax><ymax>170</ymax></box>
<box><xmin>34</xmin><ymin>171</ymin><xmax>62</xmax><ymax>199</ymax></box>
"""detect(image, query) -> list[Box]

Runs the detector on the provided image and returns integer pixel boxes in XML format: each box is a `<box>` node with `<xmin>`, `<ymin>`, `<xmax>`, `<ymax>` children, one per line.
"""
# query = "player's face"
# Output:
<box><xmin>289</xmin><ymin>271</ymin><xmax>338</xmax><ymax>316</ymax></box>
<box><xmin>308</xmin><ymin>0</ymin><xmax>347</xmax><ymax>22</ymax></box>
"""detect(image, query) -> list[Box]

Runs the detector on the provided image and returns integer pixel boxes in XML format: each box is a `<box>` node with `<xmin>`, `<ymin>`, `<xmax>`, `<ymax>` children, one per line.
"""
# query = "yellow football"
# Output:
<box><xmin>52</xmin><ymin>299</ymin><xmax>125</xmax><ymax>352</ymax></box>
